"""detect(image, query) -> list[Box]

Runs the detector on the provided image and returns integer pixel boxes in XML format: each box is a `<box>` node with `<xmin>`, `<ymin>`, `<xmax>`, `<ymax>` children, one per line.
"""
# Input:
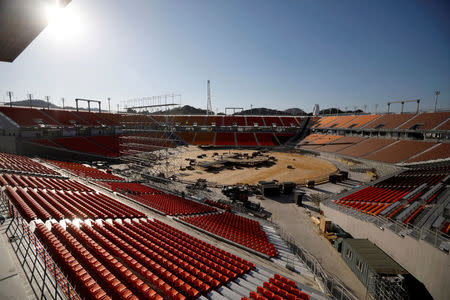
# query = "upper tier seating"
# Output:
<box><xmin>246</xmin><ymin>116</ymin><xmax>265</xmax><ymax>127</ymax></box>
<box><xmin>364</xmin><ymin>113</ymin><xmax>414</xmax><ymax>129</ymax></box>
<box><xmin>274</xmin><ymin>133</ymin><xmax>295</xmax><ymax>144</ymax></box>
<box><xmin>255</xmin><ymin>133</ymin><xmax>278</xmax><ymax>146</ymax></box>
<box><xmin>337</xmin><ymin>138</ymin><xmax>396</xmax><ymax>158</ymax></box>
<box><xmin>46</xmin><ymin>160</ymin><xmax>124</xmax><ymax>180</ymax></box>
<box><xmin>73</xmin><ymin>111</ymin><xmax>110</xmax><ymax>126</ymax></box>
<box><xmin>406</xmin><ymin>143</ymin><xmax>450</xmax><ymax>163</ymax></box>
<box><xmin>0</xmin><ymin>152</ymin><xmax>59</xmax><ymax>175</ymax></box>
<box><xmin>223</xmin><ymin>116</ymin><xmax>246</xmax><ymax>126</ymax></box>
<box><xmin>0</xmin><ymin>106</ymin><xmax>59</xmax><ymax>127</ymax></box>
<box><xmin>120</xmin><ymin>113</ymin><xmax>154</xmax><ymax>125</ymax></box>
<box><xmin>41</xmin><ymin>109</ymin><xmax>90</xmax><ymax>126</ymax></box>
<box><xmin>236</xmin><ymin>133</ymin><xmax>258</xmax><ymax>146</ymax></box>
<box><xmin>322</xmin><ymin>115</ymin><xmax>358</xmax><ymax>128</ymax></box>
<box><xmin>363</xmin><ymin>140</ymin><xmax>436</xmax><ymax>163</ymax></box>
<box><xmin>32</xmin><ymin>138</ymin><xmax>62</xmax><ymax>148</ymax></box>
<box><xmin>436</xmin><ymin>119</ymin><xmax>450</xmax><ymax>130</ymax></box>
<box><xmin>170</xmin><ymin>115</ymin><xmax>189</xmax><ymax>126</ymax></box>
<box><xmin>341</xmin><ymin>114</ymin><xmax>380</xmax><ymax>128</ymax></box>
<box><xmin>86</xmin><ymin>135</ymin><xmax>121</xmax><ymax>153</ymax></box>
<box><xmin>187</xmin><ymin>115</ymin><xmax>206</xmax><ymax>126</ymax></box>
<box><xmin>280</xmin><ymin>116</ymin><xmax>300</xmax><ymax>127</ymax></box>
<box><xmin>204</xmin><ymin>116</ymin><xmax>224</xmax><ymax>126</ymax></box>
<box><xmin>315</xmin><ymin>136</ymin><xmax>367</xmax><ymax>153</ymax></box>
<box><xmin>53</xmin><ymin>137</ymin><xmax>120</xmax><ymax>157</ymax></box>
<box><xmin>263</xmin><ymin>116</ymin><xmax>283</xmax><ymax>127</ymax></box>
<box><xmin>398</xmin><ymin>112</ymin><xmax>450</xmax><ymax>130</ymax></box>
<box><xmin>312</xmin><ymin>116</ymin><xmax>338</xmax><ymax>128</ymax></box>
<box><xmin>182</xmin><ymin>211</ymin><xmax>278</xmax><ymax>257</ymax></box>
<box><xmin>97</xmin><ymin>113</ymin><xmax>122</xmax><ymax>126</ymax></box>
<box><xmin>245</xmin><ymin>274</ymin><xmax>310</xmax><ymax>300</ymax></box>
<box><xmin>215</xmin><ymin>132</ymin><xmax>236</xmax><ymax>146</ymax></box>
<box><xmin>193</xmin><ymin>132</ymin><xmax>215</xmax><ymax>145</ymax></box>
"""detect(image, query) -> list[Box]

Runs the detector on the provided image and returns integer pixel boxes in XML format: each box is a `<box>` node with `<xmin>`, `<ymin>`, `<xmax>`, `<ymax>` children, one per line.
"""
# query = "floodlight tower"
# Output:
<box><xmin>434</xmin><ymin>90</ymin><xmax>440</xmax><ymax>112</ymax></box>
<box><xmin>207</xmin><ymin>80</ymin><xmax>212</xmax><ymax>115</ymax></box>
<box><xmin>7</xmin><ymin>91</ymin><xmax>13</xmax><ymax>107</ymax></box>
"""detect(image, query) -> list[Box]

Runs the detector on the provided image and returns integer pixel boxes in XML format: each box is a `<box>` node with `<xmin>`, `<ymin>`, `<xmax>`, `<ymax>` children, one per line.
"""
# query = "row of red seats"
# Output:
<box><xmin>204</xmin><ymin>199</ymin><xmax>231</xmax><ymax>211</ymax></box>
<box><xmin>34</xmin><ymin>223</ymin><xmax>111</xmax><ymax>300</ymax></box>
<box><xmin>244</xmin><ymin>274</ymin><xmax>310</xmax><ymax>300</ymax></box>
<box><xmin>5</xmin><ymin>186</ymin><xmax>144</xmax><ymax>221</ymax></box>
<box><xmin>45</xmin><ymin>160</ymin><xmax>124</xmax><ymax>181</ymax></box>
<box><xmin>97</xmin><ymin>181</ymin><xmax>163</xmax><ymax>195</ymax></box>
<box><xmin>181</xmin><ymin>212</ymin><xmax>278</xmax><ymax>257</ymax></box>
<box><xmin>0</xmin><ymin>173</ymin><xmax>93</xmax><ymax>191</ymax></box>
<box><xmin>0</xmin><ymin>152</ymin><xmax>59</xmax><ymax>175</ymax></box>
<box><xmin>128</xmin><ymin>193</ymin><xmax>217</xmax><ymax>216</ymax></box>
<box><xmin>374</xmin><ymin>174</ymin><xmax>445</xmax><ymax>188</ymax></box>
<box><xmin>236</xmin><ymin>133</ymin><xmax>258</xmax><ymax>146</ymax></box>
<box><xmin>52</xmin><ymin>137</ymin><xmax>120</xmax><ymax>158</ymax></box>
<box><xmin>177</xmin><ymin>131</ymin><xmax>292</xmax><ymax>146</ymax></box>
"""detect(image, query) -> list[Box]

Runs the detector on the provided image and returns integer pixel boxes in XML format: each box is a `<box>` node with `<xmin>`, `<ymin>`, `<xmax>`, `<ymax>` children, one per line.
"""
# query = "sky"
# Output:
<box><xmin>0</xmin><ymin>0</ymin><xmax>449</xmax><ymax>114</ymax></box>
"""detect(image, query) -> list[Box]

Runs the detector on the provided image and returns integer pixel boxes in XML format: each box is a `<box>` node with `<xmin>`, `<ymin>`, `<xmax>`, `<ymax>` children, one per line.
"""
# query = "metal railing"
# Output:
<box><xmin>274</xmin><ymin>223</ymin><xmax>359</xmax><ymax>300</ymax></box>
<box><xmin>323</xmin><ymin>201</ymin><xmax>450</xmax><ymax>253</ymax></box>
<box><xmin>3</xmin><ymin>196</ymin><xmax>80</xmax><ymax>300</ymax></box>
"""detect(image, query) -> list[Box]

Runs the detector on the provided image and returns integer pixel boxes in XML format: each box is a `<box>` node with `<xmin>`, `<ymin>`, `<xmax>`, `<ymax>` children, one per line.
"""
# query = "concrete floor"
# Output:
<box><xmin>255</xmin><ymin>193</ymin><xmax>367</xmax><ymax>299</ymax></box>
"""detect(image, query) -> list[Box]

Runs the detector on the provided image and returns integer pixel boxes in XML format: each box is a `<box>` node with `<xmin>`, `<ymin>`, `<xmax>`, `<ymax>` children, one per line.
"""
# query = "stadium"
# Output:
<box><xmin>0</xmin><ymin>1</ymin><xmax>448</xmax><ymax>300</ymax></box>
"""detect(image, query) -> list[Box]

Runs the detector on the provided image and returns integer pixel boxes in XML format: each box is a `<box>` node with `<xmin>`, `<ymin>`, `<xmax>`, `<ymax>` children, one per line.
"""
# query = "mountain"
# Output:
<box><xmin>149</xmin><ymin>105</ymin><xmax>210</xmax><ymax>115</ymax></box>
<box><xmin>236</xmin><ymin>107</ymin><xmax>308</xmax><ymax>116</ymax></box>
<box><xmin>6</xmin><ymin>99</ymin><xmax>59</xmax><ymax>108</ymax></box>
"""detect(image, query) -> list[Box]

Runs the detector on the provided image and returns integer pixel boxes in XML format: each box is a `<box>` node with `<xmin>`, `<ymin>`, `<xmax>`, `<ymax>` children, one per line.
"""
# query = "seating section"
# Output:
<box><xmin>398</xmin><ymin>112</ymin><xmax>450</xmax><ymax>130</ymax></box>
<box><xmin>436</xmin><ymin>119</ymin><xmax>450</xmax><ymax>131</ymax></box>
<box><xmin>298</xmin><ymin>134</ymin><xmax>343</xmax><ymax>149</ymax></box>
<box><xmin>205</xmin><ymin>116</ymin><xmax>223</xmax><ymax>126</ymax></box>
<box><xmin>335</xmin><ymin>166</ymin><xmax>449</xmax><ymax>224</ymax></box>
<box><xmin>263</xmin><ymin>116</ymin><xmax>283</xmax><ymax>127</ymax></box>
<box><xmin>364</xmin><ymin>113</ymin><xmax>414</xmax><ymax>129</ymax></box>
<box><xmin>0</xmin><ymin>153</ymin><xmax>60</xmax><ymax>175</ymax></box>
<box><xmin>244</xmin><ymin>274</ymin><xmax>310</xmax><ymax>300</ymax></box>
<box><xmin>246</xmin><ymin>116</ymin><xmax>265</xmax><ymax>127</ymax></box>
<box><xmin>342</xmin><ymin>114</ymin><xmax>380</xmax><ymax>128</ymax></box>
<box><xmin>42</xmin><ymin>109</ymin><xmax>90</xmax><ymax>126</ymax></box>
<box><xmin>223</xmin><ymin>116</ymin><xmax>246</xmax><ymax>126</ymax></box>
<box><xmin>97</xmin><ymin>181</ymin><xmax>163</xmax><ymax>195</ymax></box>
<box><xmin>34</xmin><ymin>223</ymin><xmax>112</xmax><ymax>300</ymax></box>
<box><xmin>176</xmin><ymin>131</ymin><xmax>195</xmax><ymax>144</ymax></box>
<box><xmin>274</xmin><ymin>133</ymin><xmax>295</xmax><ymax>144</ymax></box>
<box><xmin>6</xmin><ymin>186</ymin><xmax>145</xmax><ymax>221</ymax></box>
<box><xmin>236</xmin><ymin>133</ymin><xmax>258</xmax><ymax>146</ymax></box>
<box><xmin>255</xmin><ymin>133</ymin><xmax>278</xmax><ymax>146</ymax></box>
<box><xmin>32</xmin><ymin>138</ymin><xmax>63</xmax><ymax>148</ymax></box>
<box><xmin>193</xmin><ymin>132</ymin><xmax>215</xmax><ymax>145</ymax></box>
<box><xmin>182</xmin><ymin>211</ymin><xmax>278</xmax><ymax>257</ymax></box>
<box><xmin>45</xmin><ymin>160</ymin><xmax>124</xmax><ymax>181</ymax></box>
<box><xmin>363</xmin><ymin>140</ymin><xmax>436</xmax><ymax>163</ymax></box>
<box><xmin>171</xmin><ymin>115</ymin><xmax>189</xmax><ymax>126</ymax></box>
<box><xmin>73</xmin><ymin>111</ymin><xmax>110</xmax><ymax>126</ymax></box>
<box><xmin>127</xmin><ymin>192</ymin><xmax>217</xmax><ymax>216</ymax></box>
<box><xmin>215</xmin><ymin>132</ymin><xmax>236</xmax><ymax>146</ymax></box>
<box><xmin>53</xmin><ymin>137</ymin><xmax>120</xmax><ymax>157</ymax></box>
<box><xmin>323</xmin><ymin>115</ymin><xmax>357</xmax><ymax>128</ymax></box>
<box><xmin>315</xmin><ymin>136</ymin><xmax>366</xmax><ymax>153</ymax></box>
<box><xmin>337</xmin><ymin>138</ymin><xmax>395</xmax><ymax>158</ymax></box>
<box><xmin>280</xmin><ymin>116</ymin><xmax>300</xmax><ymax>127</ymax></box>
<box><xmin>204</xmin><ymin>199</ymin><xmax>231</xmax><ymax>211</ymax></box>
<box><xmin>312</xmin><ymin>116</ymin><xmax>338</xmax><ymax>128</ymax></box>
<box><xmin>0</xmin><ymin>174</ymin><xmax>93</xmax><ymax>191</ymax></box>
<box><xmin>187</xmin><ymin>116</ymin><xmax>205</xmax><ymax>126</ymax></box>
<box><xmin>0</xmin><ymin>107</ymin><xmax>59</xmax><ymax>127</ymax></box>
<box><xmin>406</xmin><ymin>143</ymin><xmax>450</xmax><ymax>163</ymax></box>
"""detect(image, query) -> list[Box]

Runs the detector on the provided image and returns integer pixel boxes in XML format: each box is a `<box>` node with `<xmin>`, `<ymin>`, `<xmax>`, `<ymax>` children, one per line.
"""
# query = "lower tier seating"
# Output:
<box><xmin>0</xmin><ymin>152</ymin><xmax>60</xmax><ymax>175</ymax></box>
<box><xmin>53</xmin><ymin>137</ymin><xmax>120</xmax><ymax>157</ymax></box>
<box><xmin>45</xmin><ymin>160</ymin><xmax>124</xmax><ymax>181</ymax></box>
<box><xmin>243</xmin><ymin>274</ymin><xmax>310</xmax><ymax>300</ymax></box>
<box><xmin>127</xmin><ymin>192</ymin><xmax>217</xmax><ymax>216</ymax></box>
<box><xmin>35</xmin><ymin>219</ymin><xmax>256</xmax><ymax>299</ymax></box>
<box><xmin>363</xmin><ymin>140</ymin><xmax>436</xmax><ymax>163</ymax></box>
<box><xmin>181</xmin><ymin>212</ymin><xmax>278</xmax><ymax>257</ymax></box>
<box><xmin>0</xmin><ymin>173</ymin><xmax>93</xmax><ymax>191</ymax></box>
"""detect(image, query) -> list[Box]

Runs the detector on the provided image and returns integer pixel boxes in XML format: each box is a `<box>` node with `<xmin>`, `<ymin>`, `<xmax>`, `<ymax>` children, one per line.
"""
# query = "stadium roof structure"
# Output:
<box><xmin>0</xmin><ymin>0</ymin><xmax>71</xmax><ymax>62</ymax></box>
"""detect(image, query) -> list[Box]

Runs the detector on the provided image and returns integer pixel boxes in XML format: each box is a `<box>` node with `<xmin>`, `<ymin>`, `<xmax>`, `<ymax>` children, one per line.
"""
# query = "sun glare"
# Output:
<box><xmin>45</xmin><ymin>3</ymin><xmax>82</xmax><ymax>42</ymax></box>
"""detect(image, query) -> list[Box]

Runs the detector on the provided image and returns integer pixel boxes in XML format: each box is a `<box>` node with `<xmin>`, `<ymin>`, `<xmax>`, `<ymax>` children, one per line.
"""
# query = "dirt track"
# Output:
<box><xmin>170</xmin><ymin>147</ymin><xmax>337</xmax><ymax>185</ymax></box>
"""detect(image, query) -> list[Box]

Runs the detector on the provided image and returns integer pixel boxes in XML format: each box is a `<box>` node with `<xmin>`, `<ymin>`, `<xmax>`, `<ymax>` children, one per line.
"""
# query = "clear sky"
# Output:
<box><xmin>0</xmin><ymin>0</ymin><xmax>449</xmax><ymax>113</ymax></box>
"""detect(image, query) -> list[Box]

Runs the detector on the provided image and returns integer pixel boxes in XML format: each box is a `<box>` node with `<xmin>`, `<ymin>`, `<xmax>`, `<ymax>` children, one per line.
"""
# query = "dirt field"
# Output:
<box><xmin>170</xmin><ymin>147</ymin><xmax>337</xmax><ymax>185</ymax></box>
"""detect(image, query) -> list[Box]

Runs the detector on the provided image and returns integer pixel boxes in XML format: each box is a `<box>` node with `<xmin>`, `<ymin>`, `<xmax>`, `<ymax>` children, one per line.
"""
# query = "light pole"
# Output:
<box><xmin>108</xmin><ymin>97</ymin><xmax>111</xmax><ymax>113</ymax></box>
<box><xmin>45</xmin><ymin>96</ymin><xmax>50</xmax><ymax>109</ymax></box>
<box><xmin>434</xmin><ymin>90</ymin><xmax>440</xmax><ymax>112</ymax></box>
<box><xmin>61</xmin><ymin>97</ymin><xmax>65</xmax><ymax>109</ymax></box>
<box><xmin>27</xmin><ymin>93</ymin><xmax>33</xmax><ymax>108</ymax></box>
<box><xmin>7</xmin><ymin>91</ymin><xmax>13</xmax><ymax>107</ymax></box>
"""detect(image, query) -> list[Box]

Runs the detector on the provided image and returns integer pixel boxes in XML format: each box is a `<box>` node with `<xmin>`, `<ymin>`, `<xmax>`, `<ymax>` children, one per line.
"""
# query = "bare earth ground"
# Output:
<box><xmin>169</xmin><ymin>147</ymin><xmax>337</xmax><ymax>185</ymax></box>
